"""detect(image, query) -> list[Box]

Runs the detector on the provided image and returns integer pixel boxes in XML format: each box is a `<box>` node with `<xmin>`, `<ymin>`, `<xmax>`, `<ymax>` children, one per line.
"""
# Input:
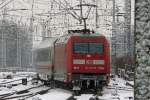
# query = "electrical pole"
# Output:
<box><xmin>79</xmin><ymin>0</ymin><xmax>83</xmax><ymax>24</ymax></box>
<box><xmin>95</xmin><ymin>0</ymin><xmax>98</xmax><ymax>29</ymax></box>
<box><xmin>78</xmin><ymin>1</ymin><xmax>96</xmax><ymax>30</ymax></box>
<box><xmin>112</xmin><ymin>0</ymin><xmax>116</xmax><ymax>56</ymax></box>
<box><xmin>1</xmin><ymin>0</ymin><xmax>7</xmax><ymax>71</ymax></box>
<box><xmin>30</xmin><ymin>0</ymin><xmax>34</xmax><ymax>71</ymax></box>
<box><xmin>111</xmin><ymin>0</ymin><xmax>117</xmax><ymax>74</ymax></box>
<box><xmin>124</xmin><ymin>0</ymin><xmax>131</xmax><ymax>56</ymax></box>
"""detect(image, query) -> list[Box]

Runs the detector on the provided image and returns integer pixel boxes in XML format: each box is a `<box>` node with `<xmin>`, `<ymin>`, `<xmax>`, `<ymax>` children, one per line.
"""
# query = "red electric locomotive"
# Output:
<box><xmin>34</xmin><ymin>29</ymin><xmax>110</xmax><ymax>92</ymax></box>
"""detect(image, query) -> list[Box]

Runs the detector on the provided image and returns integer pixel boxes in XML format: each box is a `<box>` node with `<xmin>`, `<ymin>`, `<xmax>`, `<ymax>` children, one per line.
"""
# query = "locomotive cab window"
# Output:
<box><xmin>89</xmin><ymin>43</ymin><xmax>103</xmax><ymax>54</ymax></box>
<box><xmin>73</xmin><ymin>43</ymin><xmax>88</xmax><ymax>53</ymax></box>
<box><xmin>73</xmin><ymin>43</ymin><xmax>103</xmax><ymax>54</ymax></box>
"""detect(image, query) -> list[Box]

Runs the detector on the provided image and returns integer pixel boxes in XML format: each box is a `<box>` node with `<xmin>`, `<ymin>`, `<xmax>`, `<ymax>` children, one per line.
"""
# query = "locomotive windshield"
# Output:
<box><xmin>89</xmin><ymin>43</ymin><xmax>103</xmax><ymax>54</ymax></box>
<box><xmin>73</xmin><ymin>43</ymin><xmax>103</xmax><ymax>54</ymax></box>
<box><xmin>74</xmin><ymin>43</ymin><xmax>88</xmax><ymax>53</ymax></box>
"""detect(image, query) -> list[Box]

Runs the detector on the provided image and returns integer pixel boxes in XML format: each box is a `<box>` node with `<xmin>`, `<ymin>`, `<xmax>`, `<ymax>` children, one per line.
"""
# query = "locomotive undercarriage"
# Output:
<box><xmin>71</xmin><ymin>73</ymin><xmax>108</xmax><ymax>95</ymax></box>
<box><xmin>37</xmin><ymin>73</ymin><xmax>108</xmax><ymax>95</ymax></box>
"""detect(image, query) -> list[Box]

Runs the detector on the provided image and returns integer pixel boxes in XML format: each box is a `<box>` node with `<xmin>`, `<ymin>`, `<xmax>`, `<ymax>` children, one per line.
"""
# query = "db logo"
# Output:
<box><xmin>86</xmin><ymin>60</ymin><xmax>93</xmax><ymax>64</ymax></box>
<box><xmin>86</xmin><ymin>54</ymin><xmax>91</xmax><ymax>58</ymax></box>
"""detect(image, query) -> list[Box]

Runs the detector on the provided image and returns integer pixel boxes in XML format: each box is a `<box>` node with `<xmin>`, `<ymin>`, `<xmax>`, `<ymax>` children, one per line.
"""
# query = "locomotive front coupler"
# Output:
<box><xmin>72</xmin><ymin>80</ymin><xmax>81</xmax><ymax>96</ymax></box>
<box><xmin>72</xmin><ymin>80</ymin><xmax>81</xmax><ymax>91</ymax></box>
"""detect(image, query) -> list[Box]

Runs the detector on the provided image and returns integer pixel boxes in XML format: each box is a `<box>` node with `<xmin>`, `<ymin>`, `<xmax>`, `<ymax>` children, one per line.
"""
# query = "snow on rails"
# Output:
<box><xmin>0</xmin><ymin>72</ymin><xmax>133</xmax><ymax>100</ymax></box>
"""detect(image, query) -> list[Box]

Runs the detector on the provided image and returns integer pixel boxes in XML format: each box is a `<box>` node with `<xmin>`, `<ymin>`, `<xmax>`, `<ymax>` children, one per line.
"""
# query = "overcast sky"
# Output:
<box><xmin>0</xmin><ymin>0</ymin><xmax>135</xmax><ymax>44</ymax></box>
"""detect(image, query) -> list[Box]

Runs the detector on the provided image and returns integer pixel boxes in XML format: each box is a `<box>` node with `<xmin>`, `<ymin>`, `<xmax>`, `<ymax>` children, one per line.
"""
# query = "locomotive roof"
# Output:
<box><xmin>68</xmin><ymin>29</ymin><xmax>105</xmax><ymax>37</ymax></box>
<box><xmin>71</xmin><ymin>32</ymin><xmax>103</xmax><ymax>37</ymax></box>
<box><xmin>55</xmin><ymin>34</ymin><xmax>70</xmax><ymax>44</ymax></box>
<box><xmin>55</xmin><ymin>32</ymin><xmax>105</xmax><ymax>44</ymax></box>
<box><xmin>34</xmin><ymin>32</ymin><xmax>107</xmax><ymax>49</ymax></box>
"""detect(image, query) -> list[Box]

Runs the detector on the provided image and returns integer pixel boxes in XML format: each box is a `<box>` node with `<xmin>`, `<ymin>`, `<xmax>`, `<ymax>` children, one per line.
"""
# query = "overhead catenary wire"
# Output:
<box><xmin>0</xmin><ymin>0</ymin><xmax>7</xmax><ymax>6</ymax></box>
<box><xmin>52</xmin><ymin>0</ymin><xmax>80</xmax><ymax>21</ymax></box>
<box><xmin>0</xmin><ymin>0</ymin><xmax>121</xmax><ymax>72</ymax></box>
<box><xmin>0</xmin><ymin>0</ymin><xmax>15</xmax><ymax>9</ymax></box>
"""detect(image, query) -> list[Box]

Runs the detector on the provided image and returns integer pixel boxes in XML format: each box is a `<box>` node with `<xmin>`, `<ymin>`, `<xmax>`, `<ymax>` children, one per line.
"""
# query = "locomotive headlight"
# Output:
<box><xmin>73</xmin><ymin>59</ymin><xmax>85</xmax><ymax>64</ymax></box>
<box><xmin>99</xmin><ymin>67</ymin><xmax>104</xmax><ymax>70</ymax></box>
<box><xmin>72</xmin><ymin>80</ymin><xmax>74</xmax><ymax>83</ymax></box>
<box><xmin>93</xmin><ymin>60</ymin><xmax>104</xmax><ymax>64</ymax></box>
<box><xmin>67</xmin><ymin>73</ymin><xmax>72</xmax><ymax>75</ymax></box>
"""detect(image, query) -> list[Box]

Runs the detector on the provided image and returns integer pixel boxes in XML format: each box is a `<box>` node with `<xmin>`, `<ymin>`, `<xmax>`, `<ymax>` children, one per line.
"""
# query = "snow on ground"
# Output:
<box><xmin>0</xmin><ymin>72</ymin><xmax>36</xmax><ymax>84</ymax></box>
<box><xmin>0</xmin><ymin>87</ymin><xmax>16</xmax><ymax>95</ymax></box>
<box><xmin>28</xmin><ymin>89</ymin><xmax>72</xmax><ymax>100</ymax></box>
<box><xmin>100</xmin><ymin>88</ymin><xmax>133</xmax><ymax>100</ymax></box>
<box><xmin>75</xmin><ymin>94</ymin><xmax>93</xmax><ymax>100</ymax></box>
<box><xmin>103</xmin><ymin>76</ymin><xmax>134</xmax><ymax>100</ymax></box>
<box><xmin>10</xmin><ymin>80</ymin><xmax>40</xmax><ymax>92</ymax></box>
<box><xmin>0</xmin><ymin>72</ymin><xmax>36</xmax><ymax>97</ymax></box>
<box><xmin>0</xmin><ymin>72</ymin><xmax>133</xmax><ymax>100</ymax></box>
<box><xmin>76</xmin><ymin>76</ymin><xmax>133</xmax><ymax>100</ymax></box>
<box><xmin>127</xmin><ymin>81</ymin><xmax>134</xmax><ymax>86</ymax></box>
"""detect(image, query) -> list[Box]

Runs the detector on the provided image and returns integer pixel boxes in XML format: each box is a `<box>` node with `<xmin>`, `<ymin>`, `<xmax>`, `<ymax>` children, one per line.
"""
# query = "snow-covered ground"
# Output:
<box><xmin>0</xmin><ymin>72</ymin><xmax>134</xmax><ymax>100</ymax></box>
<box><xmin>75</xmin><ymin>77</ymin><xmax>134</xmax><ymax>100</ymax></box>
<box><xmin>29</xmin><ymin>89</ymin><xmax>72</xmax><ymax>100</ymax></box>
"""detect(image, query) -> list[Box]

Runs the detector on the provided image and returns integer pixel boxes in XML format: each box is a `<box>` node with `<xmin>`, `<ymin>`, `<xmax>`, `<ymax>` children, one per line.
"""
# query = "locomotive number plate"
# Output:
<box><xmin>86</xmin><ymin>60</ymin><xmax>93</xmax><ymax>64</ymax></box>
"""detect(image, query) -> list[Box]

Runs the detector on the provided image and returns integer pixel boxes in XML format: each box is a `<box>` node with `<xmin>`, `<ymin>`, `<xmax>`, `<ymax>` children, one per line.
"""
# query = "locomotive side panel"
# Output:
<box><xmin>104</xmin><ymin>38</ymin><xmax>110</xmax><ymax>81</ymax></box>
<box><xmin>66</xmin><ymin>37</ymin><xmax>73</xmax><ymax>83</ymax></box>
<box><xmin>54</xmin><ymin>43</ymin><xmax>67</xmax><ymax>82</ymax></box>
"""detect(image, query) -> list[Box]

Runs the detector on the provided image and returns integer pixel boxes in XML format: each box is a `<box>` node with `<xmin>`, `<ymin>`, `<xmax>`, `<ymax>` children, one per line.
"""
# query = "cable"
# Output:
<box><xmin>53</xmin><ymin>0</ymin><xmax>80</xmax><ymax>21</ymax></box>
<box><xmin>0</xmin><ymin>0</ymin><xmax>15</xmax><ymax>9</ymax></box>
<box><xmin>0</xmin><ymin>0</ymin><xmax>7</xmax><ymax>6</ymax></box>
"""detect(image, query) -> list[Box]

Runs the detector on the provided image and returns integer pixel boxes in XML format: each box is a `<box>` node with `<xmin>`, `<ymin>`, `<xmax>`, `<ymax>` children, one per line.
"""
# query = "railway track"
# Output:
<box><xmin>0</xmin><ymin>88</ymin><xmax>51</xmax><ymax>100</ymax></box>
<box><xmin>0</xmin><ymin>78</ymin><xmax>23</xmax><ymax>85</ymax></box>
<box><xmin>66</xmin><ymin>84</ymin><xmax>133</xmax><ymax>100</ymax></box>
<box><xmin>65</xmin><ymin>87</ymin><xmax>104</xmax><ymax>100</ymax></box>
<box><xmin>0</xmin><ymin>75</ymin><xmax>133</xmax><ymax>100</ymax></box>
<box><xmin>67</xmin><ymin>94</ymin><xmax>104</xmax><ymax>100</ymax></box>
<box><xmin>0</xmin><ymin>77</ymin><xmax>32</xmax><ymax>86</ymax></box>
<box><xmin>0</xmin><ymin>78</ymin><xmax>33</xmax><ymax>94</ymax></box>
<box><xmin>0</xmin><ymin>78</ymin><xmax>45</xmax><ymax>99</ymax></box>
<box><xmin>0</xmin><ymin>84</ymin><xmax>51</xmax><ymax>100</ymax></box>
<box><xmin>0</xmin><ymin>72</ymin><xmax>35</xmax><ymax>86</ymax></box>
<box><xmin>0</xmin><ymin>84</ymin><xmax>133</xmax><ymax>100</ymax></box>
<box><xmin>107</xmin><ymin>86</ymin><xmax>133</xmax><ymax>91</ymax></box>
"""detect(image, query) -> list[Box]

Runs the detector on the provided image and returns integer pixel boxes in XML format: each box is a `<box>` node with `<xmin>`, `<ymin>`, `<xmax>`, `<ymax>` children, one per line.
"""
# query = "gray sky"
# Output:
<box><xmin>0</xmin><ymin>0</ymin><xmax>135</xmax><ymax>44</ymax></box>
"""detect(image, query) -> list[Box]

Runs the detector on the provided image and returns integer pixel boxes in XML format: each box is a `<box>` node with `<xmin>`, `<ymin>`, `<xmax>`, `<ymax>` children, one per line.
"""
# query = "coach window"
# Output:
<box><xmin>37</xmin><ymin>48</ymin><xmax>50</xmax><ymax>61</ymax></box>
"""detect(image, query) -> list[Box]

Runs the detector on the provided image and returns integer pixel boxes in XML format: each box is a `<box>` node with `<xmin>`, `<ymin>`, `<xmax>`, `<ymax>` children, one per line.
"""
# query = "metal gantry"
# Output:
<box><xmin>124</xmin><ymin>0</ymin><xmax>132</xmax><ymax>56</ymax></box>
<box><xmin>0</xmin><ymin>0</ymin><xmax>133</xmax><ymax>72</ymax></box>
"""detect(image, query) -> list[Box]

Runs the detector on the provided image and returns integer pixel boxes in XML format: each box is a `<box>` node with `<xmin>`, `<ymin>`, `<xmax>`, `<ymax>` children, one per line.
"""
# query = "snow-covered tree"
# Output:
<box><xmin>135</xmin><ymin>0</ymin><xmax>150</xmax><ymax>99</ymax></box>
